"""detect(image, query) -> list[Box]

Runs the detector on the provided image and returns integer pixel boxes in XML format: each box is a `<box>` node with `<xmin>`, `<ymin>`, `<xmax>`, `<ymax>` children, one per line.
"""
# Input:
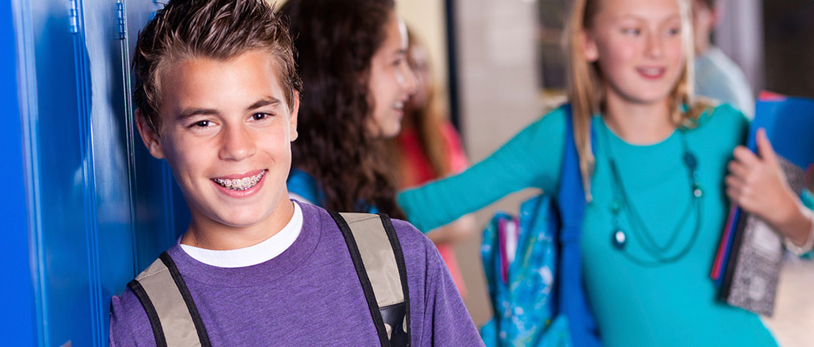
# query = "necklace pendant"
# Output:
<box><xmin>692</xmin><ymin>183</ymin><xmax>703</xmax><ymax>198</ymax></box>
<box><xmin>612</xmin><ymin>230</ymin><xmax>627</xmax><ymax>249</ymax></box>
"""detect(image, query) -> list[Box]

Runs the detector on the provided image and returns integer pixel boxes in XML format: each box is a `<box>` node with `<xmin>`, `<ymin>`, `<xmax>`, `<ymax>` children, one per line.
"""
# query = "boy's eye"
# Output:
<box><xmin>251</xmin><ymin>113</ymin><xmax>270</xmax><ymax>121</ymax></box>
<box><xmin>191</xmin><ymin>120</ymin><xmax>213</xmax><ymax>128</ymax></box>
<box><xmin>393</xmin><ymin>58</ymin><xmax>403</xmax><ymax>67</ymax></box>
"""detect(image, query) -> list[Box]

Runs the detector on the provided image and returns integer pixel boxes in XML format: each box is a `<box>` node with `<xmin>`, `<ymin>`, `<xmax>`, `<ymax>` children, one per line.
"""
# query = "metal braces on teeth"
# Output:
<box><xmin>214</xmin><ymin>171</ymin><xmax>265</xmax><ymax>191</ymax></box>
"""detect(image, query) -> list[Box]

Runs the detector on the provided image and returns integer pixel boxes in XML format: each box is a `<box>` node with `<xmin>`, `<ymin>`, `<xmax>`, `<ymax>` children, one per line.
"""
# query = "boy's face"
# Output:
<box><xmin>139</xmin><ymin>49</ymin><xmax>298</xmax><ymax>234</ymax></box>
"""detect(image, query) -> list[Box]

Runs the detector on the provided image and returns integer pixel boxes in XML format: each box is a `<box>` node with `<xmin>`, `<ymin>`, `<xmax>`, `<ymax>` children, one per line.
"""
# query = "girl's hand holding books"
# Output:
<box><xmin>725</xmin><ymin>128</ymin><xmax>813</xmax><ymax>247</ymax></box>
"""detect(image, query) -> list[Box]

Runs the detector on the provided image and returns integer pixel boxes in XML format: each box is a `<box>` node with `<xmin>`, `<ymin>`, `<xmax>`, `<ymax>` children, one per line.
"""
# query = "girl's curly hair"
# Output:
<box><xmin>280</xmin><ymin>0</ymin><xmax>405</xmax><ymax>219</ymax></box>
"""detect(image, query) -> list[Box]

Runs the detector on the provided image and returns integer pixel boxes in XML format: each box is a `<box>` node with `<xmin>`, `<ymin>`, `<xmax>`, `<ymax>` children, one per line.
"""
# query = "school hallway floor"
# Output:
<box><xmin>762</xmin><ymin>258</ymin><xmax>814</xmax><ymax>347</ymax></box>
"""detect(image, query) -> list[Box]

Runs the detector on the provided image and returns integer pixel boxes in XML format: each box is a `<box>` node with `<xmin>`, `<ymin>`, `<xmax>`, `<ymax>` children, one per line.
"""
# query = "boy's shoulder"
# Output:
<box><xmin>300</xmin><ymin>202</ymin><xmax>436</xmax><ymax>257</ymax></box>
<box><xmin>110</xmin><ymin>278</ymin><xmax>158</xmax><ymax>345</ymax></box>
<box><xmin>301</xmin><ymin>203</ymin><xmax>443</xmax><ymax>289</ymax></box>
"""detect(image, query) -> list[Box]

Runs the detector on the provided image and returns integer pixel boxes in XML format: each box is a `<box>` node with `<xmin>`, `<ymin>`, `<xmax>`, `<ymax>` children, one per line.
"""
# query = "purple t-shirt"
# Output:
<box><xmin>110</xmin><ymin>202</ymin><xmax>483</xmax><ymax>346</ymax></box>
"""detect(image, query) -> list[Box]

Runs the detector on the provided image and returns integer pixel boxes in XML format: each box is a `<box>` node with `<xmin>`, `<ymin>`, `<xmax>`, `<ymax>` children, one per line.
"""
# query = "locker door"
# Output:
<box><xmin>13</xmin><ymin>0</ymin><xmax>98</xmax><ymax>344</ymax></box>
<box><xmin>5</xmin><ymin>0</ymin><xmax>189</xmax><ymax>345</ymax></box>
<box><xmin>1</xmin><ymin>1</ymin><xmax>36</xmax><ymax>346</ymax></box>
<box><xmin>121</xmin><ymin>0</ymin><xmax>192</xmax><ymax>274</ymax></box>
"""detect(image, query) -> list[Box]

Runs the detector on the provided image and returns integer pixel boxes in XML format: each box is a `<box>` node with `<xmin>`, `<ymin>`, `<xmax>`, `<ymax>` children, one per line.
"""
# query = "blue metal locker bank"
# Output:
<box><xmin>2</xmin><ymin>1</ymin><xmax>189</xmax><ymax>345</ymax></box>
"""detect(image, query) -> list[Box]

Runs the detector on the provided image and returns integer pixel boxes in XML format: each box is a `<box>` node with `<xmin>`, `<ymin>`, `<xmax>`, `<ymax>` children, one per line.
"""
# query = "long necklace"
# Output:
<box><xmin>601</xmin><ymin>122</ymin><xmax>704</xmax><ymax>267</ymax></box>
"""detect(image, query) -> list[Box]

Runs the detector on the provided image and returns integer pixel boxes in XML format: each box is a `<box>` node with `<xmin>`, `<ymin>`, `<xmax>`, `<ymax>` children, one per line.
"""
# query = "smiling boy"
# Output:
<box><xmin>109</xmin><ymin>0</ymin><xmax>482</xmax><ymax>346</ymax></box>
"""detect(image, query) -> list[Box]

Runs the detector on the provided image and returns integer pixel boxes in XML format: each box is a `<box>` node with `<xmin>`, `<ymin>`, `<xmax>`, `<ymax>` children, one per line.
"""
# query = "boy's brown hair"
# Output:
<box><xmin>132</xmin><ymin>0</ymin><xmax>302</xmax><ymax>134</ymax></box>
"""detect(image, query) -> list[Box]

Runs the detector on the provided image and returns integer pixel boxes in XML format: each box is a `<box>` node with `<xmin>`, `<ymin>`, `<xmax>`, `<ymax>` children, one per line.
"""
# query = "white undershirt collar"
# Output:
<box><xmin>180</xmin><ymin>202</ymin><xmax>303</xmax><ymax>268</ymax></box>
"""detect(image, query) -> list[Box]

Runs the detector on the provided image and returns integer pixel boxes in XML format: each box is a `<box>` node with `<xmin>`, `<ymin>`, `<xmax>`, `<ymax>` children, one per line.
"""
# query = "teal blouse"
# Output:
<box><xmin>398</xmin><ymin>104</ymin><xmax>778</xmax><ymax>347</ymax></box>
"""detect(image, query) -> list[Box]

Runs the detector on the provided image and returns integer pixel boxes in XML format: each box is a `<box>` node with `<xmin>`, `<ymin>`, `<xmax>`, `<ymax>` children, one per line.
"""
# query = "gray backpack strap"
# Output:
<box><xmin>330</xmin><ymin>212</ymin><xmax>411</xmax><ymax>347</ymax></box>
<box><xmin>126</xmin><ymin>252</ymin><xmax>211</xmax><ymax>347</ymax></box>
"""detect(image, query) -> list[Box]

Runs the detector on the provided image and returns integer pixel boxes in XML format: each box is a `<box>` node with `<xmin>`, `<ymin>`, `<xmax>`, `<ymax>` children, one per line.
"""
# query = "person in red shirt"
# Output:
<box><xmin>388</xmin><ymin>29</ymin><xmax>475</xmax><ymax>297</ymax></box>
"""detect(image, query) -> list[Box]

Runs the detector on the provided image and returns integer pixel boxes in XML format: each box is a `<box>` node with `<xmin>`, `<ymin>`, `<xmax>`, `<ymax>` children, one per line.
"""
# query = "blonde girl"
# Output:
<box><xmin>399</xmin><ymin>0</ymin><xmax>813</xmax><ymax>346</ymax></box>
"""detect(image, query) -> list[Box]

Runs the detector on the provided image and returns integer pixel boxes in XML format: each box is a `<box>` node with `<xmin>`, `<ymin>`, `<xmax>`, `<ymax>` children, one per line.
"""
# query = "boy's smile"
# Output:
<box><xmin>138</xmin><ymin>49</ymin><xmax>299</xmax><ymax>249</ymax></box>
<box><xmin>212</xmin><ymin>169</ymin><xmax>267</xmax><ymax>192</ymax></box>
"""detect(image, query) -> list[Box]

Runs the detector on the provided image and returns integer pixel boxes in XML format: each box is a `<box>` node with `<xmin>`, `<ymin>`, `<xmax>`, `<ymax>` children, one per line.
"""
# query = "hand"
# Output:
<box><xmin>725</xmin><ymin>128</ymin><xmax>807</xmax><ymax>242</ymax></box>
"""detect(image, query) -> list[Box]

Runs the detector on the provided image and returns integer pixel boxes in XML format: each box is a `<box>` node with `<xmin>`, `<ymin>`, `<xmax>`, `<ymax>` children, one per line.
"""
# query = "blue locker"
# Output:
<box><xmin>1</xmin><ymin>1</ymin><xmax>37</xmax><ymax>346</ymax></box>
<box><xmin>3</xmin><ymin>0</ymin><xmax>188</xmax><ymax>345</ymax></box>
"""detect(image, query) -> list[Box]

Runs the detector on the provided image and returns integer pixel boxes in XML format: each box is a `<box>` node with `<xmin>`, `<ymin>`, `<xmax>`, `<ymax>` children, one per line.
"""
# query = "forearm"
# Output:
<box><xmin>398</xmin><ymin>161</ymin><xmax>513</xmax><ymax>232</ymax></box>
<box><xmin>399</xmin><ymin>151</ymin><xmax>539</xmax><ymax>231</ymax></box>
<box><xmin>399</xmin><ymin>114</ymin><xmax>566</xmax><ymax>232</ymax></box>
<box><xmin>772</xmin><ymin>199</ymin><xmax>814</xmax><ymax>252</ymax></box>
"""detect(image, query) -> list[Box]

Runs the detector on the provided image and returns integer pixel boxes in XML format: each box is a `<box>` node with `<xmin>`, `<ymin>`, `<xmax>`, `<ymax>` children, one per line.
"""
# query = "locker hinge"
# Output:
<box><xmin>116</xmin><ymin>1</ymin><xmax>126</xmax><ymax>40</ymax></box>
<box><xmin>69</xmin><ymin>0</ymin><xmax>79</xmax><ymax>34</ymax></box>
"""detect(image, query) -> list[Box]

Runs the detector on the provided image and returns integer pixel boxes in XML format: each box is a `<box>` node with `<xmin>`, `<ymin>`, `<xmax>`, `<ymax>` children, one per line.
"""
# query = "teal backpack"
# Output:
<box><xmin>480</xmin><ymin>106</ymin><xmax>602</xmax><ymax>347</ymax></box>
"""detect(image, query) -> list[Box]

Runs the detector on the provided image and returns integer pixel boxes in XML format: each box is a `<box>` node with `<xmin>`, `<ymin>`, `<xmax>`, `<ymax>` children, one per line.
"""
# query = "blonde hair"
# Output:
<box><xmin>564</xmin><ymin>0</ymin><xmax>710</xmax><ymax>201</ymax></box>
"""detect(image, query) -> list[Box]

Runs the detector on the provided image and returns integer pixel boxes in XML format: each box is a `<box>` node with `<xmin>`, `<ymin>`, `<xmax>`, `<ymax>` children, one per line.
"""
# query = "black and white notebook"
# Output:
<box><xmin>720</xmin><ymin>159</ymin><xmax>805</xmax><ymax>316</ymax></box>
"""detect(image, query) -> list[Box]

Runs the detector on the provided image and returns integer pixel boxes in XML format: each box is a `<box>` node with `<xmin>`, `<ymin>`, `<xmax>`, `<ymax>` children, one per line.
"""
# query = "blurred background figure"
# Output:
<box><xmin>387</xmin><ymin>28</ymin><xmax>475</xmax><ymax>297</ymax></box>
<box><xmin>692</xmin><ymin>0</ymin><xmax>755</xmax><ymax>118</ymax></box>
<box><xmin>282</xmin><ymin>0</ymin><xmax>417</xmax><ymax>219</ymax></box>
<box><xmin>398</xmin><ymin>0</ymin><xmax>813</xmax><ymax>345</ymax></box>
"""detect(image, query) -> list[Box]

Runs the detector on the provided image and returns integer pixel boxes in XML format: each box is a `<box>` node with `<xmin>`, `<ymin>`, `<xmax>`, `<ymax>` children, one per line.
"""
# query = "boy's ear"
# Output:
<box><xmin>289</xmin><ymin>91</ymin><xmax>299</xmax><ymax>142</ymax></box>
<box><xmin>582</xmin><ymin>31</ymin><xmax>599</xmax><ymax>62</ymax></box>
<box><xmin>135</xmin><ymin>109</ymin><xmax>166</xmax><ymax>159</ymax></box>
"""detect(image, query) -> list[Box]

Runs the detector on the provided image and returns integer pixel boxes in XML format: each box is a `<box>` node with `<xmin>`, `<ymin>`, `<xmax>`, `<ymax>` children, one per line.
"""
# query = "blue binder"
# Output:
<box><xmin>712</xmin><ymin>97</ymin><xmax>814</xmax><ymax>286</ymax></box>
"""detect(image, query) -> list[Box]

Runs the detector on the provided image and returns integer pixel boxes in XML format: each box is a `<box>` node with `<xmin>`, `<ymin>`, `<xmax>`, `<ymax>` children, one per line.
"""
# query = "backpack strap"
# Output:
<box><xmin>127</xmin><ymin>252</ymin><xmax>211</xmax><ymax>347</ymax></box>
<box><xmin>330</xmin><ymin>212</ymin><xmax>411</xmax><ymax>347</ymax></box>
<box><xmin>555</xmin><ymin>105</ymin><xmax>602</xmax><ymax>347</ymax></box>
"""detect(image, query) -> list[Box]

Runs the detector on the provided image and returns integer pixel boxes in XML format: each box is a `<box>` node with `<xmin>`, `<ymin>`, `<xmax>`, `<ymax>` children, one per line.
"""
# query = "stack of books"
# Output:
<box><xmin>711</xmin><ymin>97</ymin><xmax>814</xmax><ymax>316</ymax></box>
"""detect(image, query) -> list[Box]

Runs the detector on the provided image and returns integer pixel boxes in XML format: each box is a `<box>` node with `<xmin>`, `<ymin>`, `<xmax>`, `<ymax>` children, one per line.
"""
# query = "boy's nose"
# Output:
<box><xmin>219</xmin><ymin>125</ymin><xmax>256</xmax><ymax>161</ymax></box>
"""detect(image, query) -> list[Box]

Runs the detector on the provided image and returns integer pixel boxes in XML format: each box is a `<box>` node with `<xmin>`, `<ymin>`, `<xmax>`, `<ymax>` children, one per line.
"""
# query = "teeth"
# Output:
<box><xmin>214</xmin><ymin>171</ymin><xmax>265</xmax><ymax>191</ymax></box>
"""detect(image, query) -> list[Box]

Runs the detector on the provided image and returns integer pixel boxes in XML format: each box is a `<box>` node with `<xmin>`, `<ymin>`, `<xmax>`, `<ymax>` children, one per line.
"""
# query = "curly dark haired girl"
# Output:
<box><xmin>281</xmin><ymin>0</ymin><xmax>416</xmax><ymax>218</ymax></box>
